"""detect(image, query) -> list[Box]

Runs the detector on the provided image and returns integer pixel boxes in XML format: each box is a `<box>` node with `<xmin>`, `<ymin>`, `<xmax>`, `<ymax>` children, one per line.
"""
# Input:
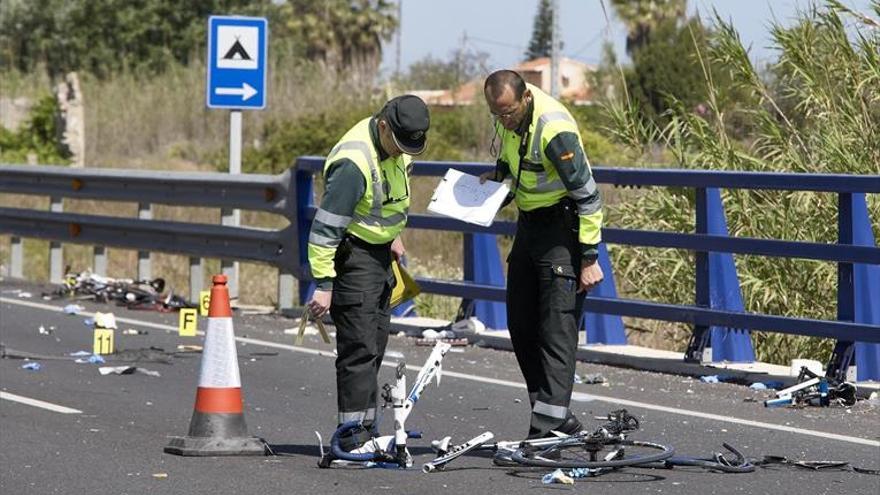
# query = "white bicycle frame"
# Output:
<box><xmin>325</xmin><ymin>341</ymin><xmax>452</xmax><ymax>467</ymax></box>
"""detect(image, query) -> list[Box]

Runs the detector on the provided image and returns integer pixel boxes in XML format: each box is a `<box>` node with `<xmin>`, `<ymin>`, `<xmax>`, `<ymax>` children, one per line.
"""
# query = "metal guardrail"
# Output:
<box><xmin>2</xmin><ymin>161</ymin><xmax>879</xmax><ymax>380</ymax></box>
<box><xmin>0</xmin><ymin>164</ymin><xmax>300</xmax><ymax>304</ymax></box>
<box><xmin>293</xmin><ymin>156</ymin><xmax>880</xmax><ymax>380</ymax></box>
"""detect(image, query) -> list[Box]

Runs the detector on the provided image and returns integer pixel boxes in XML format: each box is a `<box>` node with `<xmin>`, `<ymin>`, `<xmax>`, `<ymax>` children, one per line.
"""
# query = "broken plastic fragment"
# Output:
<box><xmin>63</xmin><ymin>304</ymin><xmax>84</xmax><ymax>315</ymax></box>
<box><xmin>385</xmin><ymin>350</ymin><xmax>405</xmax><ymax>359</ymax></box>
<box><xmin>98</xmin><ymin>366</ymin><xmax>161</xmax><ymax>377</ymax></box>
<box><xmin>541</xmin><ymin>468</ymin><xmax>574</xmax><ymax>485</ymax></box>
<box><xmin>93</xmin><ymin>312</ymin><xmax>118</xmax><ymax>329</ymax></box>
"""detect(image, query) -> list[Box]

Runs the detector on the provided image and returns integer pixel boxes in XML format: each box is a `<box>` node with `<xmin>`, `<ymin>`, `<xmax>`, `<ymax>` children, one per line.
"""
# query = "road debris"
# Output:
<box><xmin>574</xmin><ymin>373</ymin><xmax>606</xmax><ymax>384</ymax></box>
<box><xmin>764</xmin><ymin>367</ymin><xmax>857</xmax><ymax>408</ymax></box>
<box><xmin>46</xmin><ymin>269</ymin><xmax>196</xmax><ymax>313</ymax></box>
<box><xmin>422</xmin><ymin>329</ymin><xmax>455</xmax><ymax>340</ymax></box>
<box><xmin>74</xmin><ymin>354</ymin><xmax>106</xmax><ymax>364</ymax></box>
<box><xmin>450</xmin><ymin>317</ymin><xmax>486</xmax><ymax>333</ymax></box>
<box><xmin>569</xmin><ymin>467</ymin><xmax>602</xmax><ymax>478</ymax></box>
<box><xmin>63</xmin><ymin>304</ymin><xmax>85</xmax><ymax>315</ymax></box>
<box><xmin>416</xmin><ymin>338</ymin><xmax>468</xmax><ymax>346</ymax></box>
<box><xmin>93</xmin><ymin>312</ymin><xmax>118</xmax><ymax>329</ymax></box>
<box><xmin>21</xmin><ymin>362</ymin><xmax>41</xmax><ymax>371</ymax></box>
<box><xmin>541</xmin><ymin>468</ymin><xmax>574</xmax><ymax>485</ymax></box>
<box><xmin>98</xmin><ymin>366</ymin><xmax>161</xmax><ymax>377</ymax></box>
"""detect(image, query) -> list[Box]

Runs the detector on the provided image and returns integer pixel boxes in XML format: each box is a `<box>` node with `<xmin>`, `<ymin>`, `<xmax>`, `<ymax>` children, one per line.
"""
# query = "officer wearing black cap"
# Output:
<box><xmin>307</xmin><ymin>95</ymin><xmax>430</xmax><ymax>453</ymax></box>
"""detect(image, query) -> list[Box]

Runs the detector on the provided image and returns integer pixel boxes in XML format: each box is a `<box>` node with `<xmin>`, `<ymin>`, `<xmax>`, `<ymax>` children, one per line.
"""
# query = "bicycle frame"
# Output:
<box><xmin>320</xmin><ymin>341</ymin><xmax>452</xmax><ymax>468</ymax></box>
<box><xmin>424</xmin><ymin>410</ymin><xmax>681</xmax><ymax>473</ymax></box>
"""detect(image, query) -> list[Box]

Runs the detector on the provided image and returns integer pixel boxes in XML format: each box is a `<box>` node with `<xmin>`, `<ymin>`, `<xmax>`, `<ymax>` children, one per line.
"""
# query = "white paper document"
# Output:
<box><xmin>428</xmin><ymin>169</ymin><xmax>510</xmax><ymax>227</ymax></box>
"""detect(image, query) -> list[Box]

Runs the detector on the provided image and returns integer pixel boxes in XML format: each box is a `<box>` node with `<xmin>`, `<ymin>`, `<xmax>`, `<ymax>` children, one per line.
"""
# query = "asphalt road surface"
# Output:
<box><xmin>1</xmin><ymin>279</ymin><xmax>878</xmax><ymax>494</ymax></box>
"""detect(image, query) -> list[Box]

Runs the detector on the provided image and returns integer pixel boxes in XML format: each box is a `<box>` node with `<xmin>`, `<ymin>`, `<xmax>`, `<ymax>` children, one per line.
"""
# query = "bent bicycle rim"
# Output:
<box><xmin>511</xmin><ymin>439</ymin><xmax>674</xmax><ymax>469</ymax></box>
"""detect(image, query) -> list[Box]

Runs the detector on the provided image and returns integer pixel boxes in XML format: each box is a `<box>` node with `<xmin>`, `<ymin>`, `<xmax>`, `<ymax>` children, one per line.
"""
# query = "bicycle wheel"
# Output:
<box><xmin>511</xmin><ymin>438</ymin><xmax>674</xmax><ymax>469</ymax></box>
<box><xmin>658</xmin><ymin>457</ymin><xmax>754</xmax><ymax>473</ymax></box>
<box><xmin>657</xmin><ymin>443</ymin><xmax>754</xmax><ymax>473</ymax></box>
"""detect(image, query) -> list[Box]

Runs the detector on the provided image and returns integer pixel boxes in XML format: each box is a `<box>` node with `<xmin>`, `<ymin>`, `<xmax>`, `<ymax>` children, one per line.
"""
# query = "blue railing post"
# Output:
<box><xmin>457</xmin><ymin>232</ymin><xmax>507</xmax><ymax>329</ymax></box>
<box><xmin>580</xmin><ymin>243</ymin><xmax>626</xmax><ymax>344</ymax></box>
<box><xmin>295</xmin><ymin>168</ymin><xmax>316</xmax><ymax>305</ymax></box>
<box><xmin>853</xmin><ymin>193</ymin><xmax>880</xmax><ymax>381</ymax></box>
<box><xmin>471</xmin><ymin>233</ymin><xmax>507</xmax><ymax>329</ymax></box>
<box><xmin>827</xmin><ymin>193</ymin><xmax>856</xmax><ymax>381</ymax></box>
<box><xmin>829</xmin><ymin>193</ymin><xmax>880</xmax><ymax>381</ymax></box>
<box><xmin>685</xmin><ymin>187</ymin><xmax>712</xmax><ymax>362</ymax></box>
<box><xmin>706</xmin><ymin>188</ymin><xmax>755</xmax><ymax>362</ymax></box>
<box><xmin>456</xmin><ymin>233</ymin><xmax>476</xmax><ymax>320</ymax></box>
<box><xmin>685</xmin><ymin>188</ymin><xmax>755</xmax><ymax>362</ymax></box>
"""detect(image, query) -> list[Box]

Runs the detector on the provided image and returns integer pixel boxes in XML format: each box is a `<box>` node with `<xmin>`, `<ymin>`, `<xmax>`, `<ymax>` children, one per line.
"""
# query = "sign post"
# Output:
<box><xmin>206</xmin><ymin>15</ymin><xmax>268</xmax><ymax>299</ymax></box>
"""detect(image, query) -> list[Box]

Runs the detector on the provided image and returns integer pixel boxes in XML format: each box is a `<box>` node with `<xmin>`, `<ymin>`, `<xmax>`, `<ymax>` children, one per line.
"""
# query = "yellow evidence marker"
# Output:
<box><xmin>93</xmin><ymin>328</ymin><xmax>114</xmax><ymax>355</ymax></box>
<box><xmin>179</xmin><ymin>308</ymin><xmax>198</xmax><ymax>337</ymax></box>
<box><xmin>199</xmin><ymin>290</ymin><xmax>211</xmax><ymax>317</ymax></box>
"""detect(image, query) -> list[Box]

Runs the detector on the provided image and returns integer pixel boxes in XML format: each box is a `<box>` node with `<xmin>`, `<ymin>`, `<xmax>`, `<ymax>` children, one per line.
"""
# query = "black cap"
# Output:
<box><xmin>383</xmin><ymin>95</ymin><xmax>430</xmax><ymax>155</ymax></box>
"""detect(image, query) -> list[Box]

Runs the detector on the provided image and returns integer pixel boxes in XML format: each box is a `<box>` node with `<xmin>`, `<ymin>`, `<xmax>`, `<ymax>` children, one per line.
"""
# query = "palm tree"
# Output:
<box><xmin>282</xmin><ymin>0</ymin><xmax>398</xmax><ymax>83</ymax></box>
<box><xmin>610</xmin><ymin>0</ymin><xmax>687</xmax><ymax>55</ymax></box>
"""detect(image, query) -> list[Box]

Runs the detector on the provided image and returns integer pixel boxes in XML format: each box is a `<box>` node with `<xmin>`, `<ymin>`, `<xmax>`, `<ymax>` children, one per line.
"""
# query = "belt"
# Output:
<box><xmin>519</xmin><ymin>200</ymin><xmax>574</xmax><ymax>222</ymax></box>
<box><xmin>344</xmin><ymin>234</ymin><xmax>393</xmax><ymax>250</ymax></box>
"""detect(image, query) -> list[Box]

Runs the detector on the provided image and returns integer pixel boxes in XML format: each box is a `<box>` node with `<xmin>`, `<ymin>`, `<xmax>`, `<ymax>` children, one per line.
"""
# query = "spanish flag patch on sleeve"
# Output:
<box><xmin>559</xmin><ymin>151</ymin><xmax>575</xmax><ymax>161</ymax></box>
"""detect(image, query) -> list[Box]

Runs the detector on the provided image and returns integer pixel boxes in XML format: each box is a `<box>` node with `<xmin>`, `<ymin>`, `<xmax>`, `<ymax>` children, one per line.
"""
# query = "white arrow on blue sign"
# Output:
<box><xmin>206</xmin><ymin>16</ymin><xmax>268</xmax><ymax>110</ymax></box>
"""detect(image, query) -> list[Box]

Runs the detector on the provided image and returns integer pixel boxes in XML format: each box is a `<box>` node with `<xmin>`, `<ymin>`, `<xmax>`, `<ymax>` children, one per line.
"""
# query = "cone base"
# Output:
<box><xmin>164</xmin><ymin>435</ymin><xmax>267</xmax><ymax>456</ymax></box>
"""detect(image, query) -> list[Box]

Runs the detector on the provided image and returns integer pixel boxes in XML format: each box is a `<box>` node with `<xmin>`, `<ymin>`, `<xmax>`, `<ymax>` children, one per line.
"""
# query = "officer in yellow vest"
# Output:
<box><xmin>481</xmin><ymin>70</ymin><xmax>604</xmax><ymax>444</ymax></box>
<box><xmin>306</xmin><ymin>95</ymin><xmax>430</xmax><ymax>451</ymax></box>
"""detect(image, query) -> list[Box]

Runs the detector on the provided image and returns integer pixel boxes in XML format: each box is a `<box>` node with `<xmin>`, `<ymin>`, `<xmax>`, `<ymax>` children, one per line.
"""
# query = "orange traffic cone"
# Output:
<box><xmin>164</xmin><ymin>274</ymin><xmax>266</xmax><ymax>456</ymax></box>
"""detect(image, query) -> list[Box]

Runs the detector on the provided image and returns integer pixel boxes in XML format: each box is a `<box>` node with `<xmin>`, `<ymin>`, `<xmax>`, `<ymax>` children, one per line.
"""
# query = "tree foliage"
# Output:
<box><xmin>0</xmin><ymin>94</ymin><xmax>70</xmax><ymax>163</ymax></box>
<box><xmin>0</xmin><ymin>0</ymin><xmax>397</xmax><ymax>82</ymax></box>
<box><xmin>402</xmin><ymin>48</ymin><xmax>489</xmax><ymax>90</ymax></box>
<box><xmin>611</xmin><ymin>0</ymin><xmax>687</xmax><ymax>55</ymax></box>
<box><xmin>0</xmin><ymin>0</ymin><xmax>275</xmax><ymax>77</ymax></box>
<box><xmin>603</xmin><ymin>1</ymin><xmax>880</xmax><ymax>364</ymax></box>
<box><xmin>624</xmin><ymin>17</ymin><xmax>716</xmax><ymax>125</ymax></box>
<box><xmin>278</xmin><ymin>0</ymin><xmax>397</xmax><ymax>84</ymax></box>
<box><xmin>524</xmin><ymin>0</ymin><xmax>561</xmax><ymax>60</ymax></box>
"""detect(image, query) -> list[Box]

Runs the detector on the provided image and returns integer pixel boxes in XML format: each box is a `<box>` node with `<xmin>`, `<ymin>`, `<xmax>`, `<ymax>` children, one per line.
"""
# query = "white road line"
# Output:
<box><xmin>3</xmin><ymin>297</ymin><xmax>878</xmax><ymax>448</ymax></box>
<box><xmin>1</xmin><ymin>297</ymin><xmax>179</xmax><ymax>331</ymax></box>
<box><xmin>1</xmin><ymin>391</ymin><xmax>82</xmax><ymax>414</ymax></box>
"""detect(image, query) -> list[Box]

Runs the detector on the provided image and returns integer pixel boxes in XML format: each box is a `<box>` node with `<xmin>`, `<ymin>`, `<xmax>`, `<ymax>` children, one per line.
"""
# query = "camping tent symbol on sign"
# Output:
<box><xmin>217</xmin><ymin>26</ymin><xmax>259</xmax><ymax>70</ymax></box>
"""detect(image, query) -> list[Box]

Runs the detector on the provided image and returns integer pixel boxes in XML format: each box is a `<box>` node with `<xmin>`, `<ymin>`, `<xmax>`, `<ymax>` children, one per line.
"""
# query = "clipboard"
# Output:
<box><xmin>390</xmin><ymin>260</ymin><xmax>420</xmax><ymax>309</ymax></box>
<box><xmin>296</xmin><ymin>307</ymin><xmax>331</xmax><ymax>345</ymax></box>
<box><xmin>427</xmin><ymin>169</ymin><xmax>509</xmax><ymax>227</ymax></box>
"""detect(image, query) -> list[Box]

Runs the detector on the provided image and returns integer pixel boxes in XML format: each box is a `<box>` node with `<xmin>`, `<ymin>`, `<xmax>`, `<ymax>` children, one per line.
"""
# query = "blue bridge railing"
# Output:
<box><xmin>293</xmin><ymin>156</ymin><xmax>880</xmax><ymax>381</ymax></box>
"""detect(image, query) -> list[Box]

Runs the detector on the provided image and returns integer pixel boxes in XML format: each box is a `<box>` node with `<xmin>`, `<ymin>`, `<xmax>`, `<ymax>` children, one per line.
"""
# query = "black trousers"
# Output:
<box><xmin>330</xmin><ymin>236</ymin><xmax>395</xmax><ymax>427</ymax></box>
<box><xmin>506</xmin><ymin>200</ymin><xmax>584</xmax><ymax>438</ymax></box>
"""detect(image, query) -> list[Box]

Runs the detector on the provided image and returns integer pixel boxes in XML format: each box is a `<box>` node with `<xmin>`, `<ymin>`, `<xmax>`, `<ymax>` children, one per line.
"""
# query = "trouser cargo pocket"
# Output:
<box><xmin>332</xmin><ymin>290</ymin><xmax>364</xmax><ymax>307</ymax></box>
<box><xmin>543</xmin><ymin>263</ymin><xmax>577</xmax><ymax>311</ymax></box>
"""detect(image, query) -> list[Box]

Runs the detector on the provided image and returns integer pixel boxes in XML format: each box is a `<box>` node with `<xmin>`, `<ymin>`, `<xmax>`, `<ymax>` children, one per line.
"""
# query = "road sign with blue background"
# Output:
<box><xmin>206</xmin><ymin>16</ymin><xmax>268</xmax><ymax>110</ymax></box>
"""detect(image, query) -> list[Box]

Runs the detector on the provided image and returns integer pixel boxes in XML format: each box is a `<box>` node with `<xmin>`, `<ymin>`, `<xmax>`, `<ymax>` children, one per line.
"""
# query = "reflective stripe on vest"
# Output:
<box><xmin>502</xmin><ymin>86</ymin><xmax>581</xmax><ymax>206</ymax></box>
<box><xmin>323</xmin><ymin>119</ymin><xmax>409</xmax><ymax>243</ymax></box>
<box><xmin>328</xmin><ymin>140</ymin><xmax>384</xmax><ymax>223</ymax></box>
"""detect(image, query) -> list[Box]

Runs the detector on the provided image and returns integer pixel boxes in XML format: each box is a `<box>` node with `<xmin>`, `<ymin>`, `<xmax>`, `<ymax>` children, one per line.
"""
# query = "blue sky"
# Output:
<box><xmin>379</xmin><ymin>0</ymin><xmax>875</xmax><ymax>76</ymax></box>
